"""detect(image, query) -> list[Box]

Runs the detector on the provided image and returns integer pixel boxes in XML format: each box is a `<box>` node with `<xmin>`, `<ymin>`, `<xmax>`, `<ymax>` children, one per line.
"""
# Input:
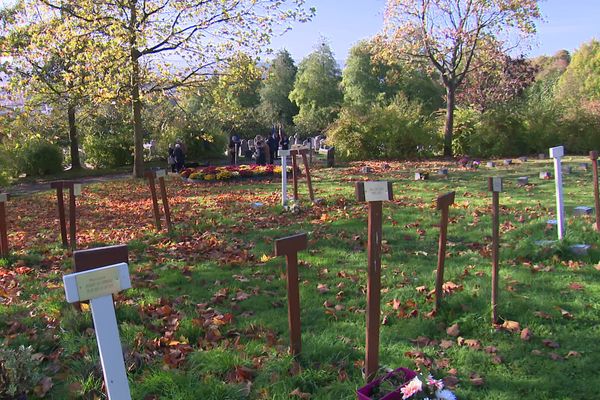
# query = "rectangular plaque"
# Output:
<box><xmin>363</xmin><ymin>181</ymin><xmax>391</xmax><ymax>202</ymax></box>
<box><xmin>549</xmin><ymin>146</ymin><xmax>564</xmax><ymax>158</ymax></box>
<box><xmin>76</xmin><ymin>267</ymin><xmax>121</xmax><ymax>302</ymax></box>
<box><xmin>278</xmin><ymin>149</ymin><xmax>291</xmax><ymax>157</ymax></box>
<box><xmin>492</xmin><ymin>177</ymin><xmax>502</xmax><ymax>192</ymax></box>
<box><xmin>156</xmin><ymin>169</ymin><xmax>166</xmax><ymax>178</ymax></box>
<box><xmin>73</xmin><ymin>184</ymin><xmax>82</xmax><ymax>196</ymax></box>
<box><xmin>0</xmin><ymin>193</ymin><xmax>7</xmax><ymax>202</ymax></box>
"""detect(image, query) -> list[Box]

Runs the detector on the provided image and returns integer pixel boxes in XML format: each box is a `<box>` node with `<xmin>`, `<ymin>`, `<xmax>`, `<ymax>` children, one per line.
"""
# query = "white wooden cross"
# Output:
<box><xmin>63</xmin><ymin>263</ymin><xmax>132</xmax><ymax>400</ymax></box>
<box><xmin>550</xmin><ymin>145</ymin><xmax>565</xmax><ymax>240</ymax></box>
<box><xmin>279</xmin><ymin>149</ymin><xmax>291</xmax><ymax>206</ymax></box>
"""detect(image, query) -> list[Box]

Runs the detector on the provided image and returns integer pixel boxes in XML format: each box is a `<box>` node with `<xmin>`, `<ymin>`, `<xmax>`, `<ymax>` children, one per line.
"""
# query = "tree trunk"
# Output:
<box><xmin>443</xmin><ymin>85</ymin><xmax>456</xmax><ymax>157</ymax></box>
<box><xmin>67</xmin><ymin>104</ymin><xmax>82</xmax><ymax>169</ymax></box>
<box><xmin>130</xmin><ymin>2</ymin><xmax>144</xmax><ymax>178</ymax></box>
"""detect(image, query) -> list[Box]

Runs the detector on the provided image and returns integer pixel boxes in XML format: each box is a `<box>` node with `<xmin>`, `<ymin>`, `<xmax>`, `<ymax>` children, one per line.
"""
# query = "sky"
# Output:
<box><xmin>268</xmin><ymin>0</ymin><xmax>600</xmax><ymax>62</ymax></box>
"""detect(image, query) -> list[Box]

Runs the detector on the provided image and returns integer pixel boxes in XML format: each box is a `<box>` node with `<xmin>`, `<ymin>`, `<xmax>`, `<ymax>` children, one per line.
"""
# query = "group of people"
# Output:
<box><xmin>167</xmin><ymin>140</ymin><xmax>186</xmax><ymax>172</ymax></box>
<box><xmin>228</xmin><ymin>128</ymin><xmax>290</xmax><ymax>166</ymax></box>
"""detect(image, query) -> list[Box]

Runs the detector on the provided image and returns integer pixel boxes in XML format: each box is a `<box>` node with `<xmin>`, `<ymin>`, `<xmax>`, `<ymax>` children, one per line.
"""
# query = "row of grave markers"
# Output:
<box><xmin>57</xmin><ymin>149</ymin><xmax>600</xmax><ymax>398</ymax></box>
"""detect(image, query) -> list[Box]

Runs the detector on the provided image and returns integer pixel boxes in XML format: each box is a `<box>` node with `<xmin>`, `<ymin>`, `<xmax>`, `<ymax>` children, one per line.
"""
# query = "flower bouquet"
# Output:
<box><xmin>357</xmin><ymin>368</ymin><xmax>456</xmax><ymax>400</ymax></box>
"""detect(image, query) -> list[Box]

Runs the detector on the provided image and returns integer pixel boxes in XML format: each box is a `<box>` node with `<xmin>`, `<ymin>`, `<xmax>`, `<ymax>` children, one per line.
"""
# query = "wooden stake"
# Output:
<box><xmin>0</xmin><ymin>194</ymin><xmax>9</xmax><ymax>257</ymax></box>
<box><xmin>300</xmin><ymin>152</ymin><xmax>315</xmax><ymax>202</ymax></box>
<box><xmin>488</xmin><ymin>178</ymin><xmax>502</xmax><ymax>324</ymax></box>
<box><xmin>274</xmin><ymin>233</ymin><xmax>308</xmax><ymax>356</ymax></box>
<box><xmin>591</xmin><ymin>151</ymin><xmax>600</xmax><ymax>231</ymax></box>
<box><xmin>157</xmin><ymin>175</ymin><xmax>172</xmax><ymax>233</ymax></box>
<box><xmin>355</xmin><ymin>181</ymin><xmax>393</xmax><ymax>383</ymax></box>
<box><xmin>51</xmin><ymin>182</ymin><xmax>69</xmax><ymax>247</ymax></box>
<box><xmin>145</xmin><ymin>171</ymin><xmax>162</xmax><ymax>231</ymax></box>
<box><xmin>69</xmin><ymin>185</ymin><xmax>77</xmax><ymax>250</ymax></box>
<box><xmin>434</xmin><ymin>191</ymin><xmax>455</xmax><ymax>312</ymax></box>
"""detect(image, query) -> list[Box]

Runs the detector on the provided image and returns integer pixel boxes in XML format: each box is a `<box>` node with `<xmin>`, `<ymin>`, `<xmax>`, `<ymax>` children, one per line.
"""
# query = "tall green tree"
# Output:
<box><xmin>289</xmin><ymin>42</ymin><xmax>342</xmax><ymax>134</ymax></box>
<box><xmin>40</xmin><ymin>0</ymin><xmax>314</xmax><ymax>177</ymax></box>
<box><xmin>381</xmin><ymin>0</ymin><xmax>541</xmax><ymax>156</ymax></box>
<box><xmin>258</xmin><ymin>49</ymin><xmax>298</xmax><ymax>128</ymax></box>
<box><xmin>557</xmin><ymin>40</ymin><xmax>600</xmax><ymax>105</ymax></box>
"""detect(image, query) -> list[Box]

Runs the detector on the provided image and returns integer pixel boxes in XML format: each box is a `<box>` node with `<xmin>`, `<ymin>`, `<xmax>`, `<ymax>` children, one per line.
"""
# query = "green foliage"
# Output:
<box><xmin>557</xmin><ymin>40</ymin><xmax>600</xmax><ymax>104</ymax></box>
<box><xmin>289</xmin><ymin>42</ymin><xmax>342</xmax><ymax>135</ymax></box>
<box><xmin>16</xmin><ymin>139</ymin><xmax>63</xmax><ymax>176</ymax></box>
<box><xmin>327</xmin><ymin>95</ymin><xmax>437</xmax><ymax>160</ymax></box>
<box><xmin>258</xmin><ymin>49</ymin><xmax>299</xmax><ymax>127</ymax></box>
<box><xmin>0</xmin><ymin>345</ymin><xmax>43</xmax><ymax>398</ymax></box>
<box><xmin>82</xmin><ymin>106</ymin><xmax>133</xmax><ymax>168</ymax></box>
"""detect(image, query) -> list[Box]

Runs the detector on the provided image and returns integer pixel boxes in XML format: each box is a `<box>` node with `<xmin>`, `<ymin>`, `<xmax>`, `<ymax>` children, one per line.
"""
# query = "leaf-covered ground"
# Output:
<box><xmin>2</xmin><ymin>157</ymin><xmax>600</xmax><ymax>399</ymax></box>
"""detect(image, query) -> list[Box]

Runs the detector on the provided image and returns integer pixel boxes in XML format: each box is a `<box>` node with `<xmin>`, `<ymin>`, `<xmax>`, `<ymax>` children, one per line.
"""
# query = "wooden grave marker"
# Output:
<box><xmin>590</xmin><ymin>151</ymin><xmax>600</xmax><ymax>231</ymax></box>
<box><xmin>434</xmin><ymin>191</ymin><xmax>456</xmax><ymax>312</ymax></box>
<box><xmin>50</xmin><ymin>181</ymin><xmax>82</xmax><ymax>249</ymax></box>
<box><xmin>549</xmin><ymin>146</ymin><xmax>565</xmax><ymax>240</ymax></box>
<box><xmin>145</xmin><ymin>169</ymin><xmax>172</xmax><ymax>232</ymax></box>
<box><xmin>288</xmin><ymin>146</ymin><xmax>316</xmax><ymax>203</ymax></box>
<box><xmin>274</xmin><ymin>233</ymin><xmax>308</xmax><ymax>356</ymax></box>
<box><xmin>63</xmin><ymin>260</ymin><xmax>132</xmax><ymax>400</ymax></box>
<box><xmin>355</xmin><ymin>181</ymin><xmax>394</xmax><ymax>383</ymax></box>
<box><xmin>488</xmin><ymin>177</ymin><xmax>502</xmax><ymax>324</ymax></box>
<box><xmin>0</xmin><ymin>193</ymin><xmax>9</xmax><ymax>257</ymax></box>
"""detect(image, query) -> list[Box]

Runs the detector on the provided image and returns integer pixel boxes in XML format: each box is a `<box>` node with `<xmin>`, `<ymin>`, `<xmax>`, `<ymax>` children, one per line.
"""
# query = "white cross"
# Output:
<box><xmin>63</xmin><ymin>263</ymin><xmax>132</xmax><ymax>400</ymax></box>
<box><xmin>279</xmin><ymin>149</ymin><xmax>291</xmax><ymax>207</ymax></box>
<box><xmin>550</xmin><ymin>146</ymin><xmax>565</xmax><ymax>240</ymax></box>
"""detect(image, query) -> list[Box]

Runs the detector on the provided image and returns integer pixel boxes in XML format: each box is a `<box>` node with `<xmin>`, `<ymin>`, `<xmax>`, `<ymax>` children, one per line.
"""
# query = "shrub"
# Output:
<box><xmin>0</xmin><ymin>345</ymin><xmax>43</xmax><ymax>398</ymax></box>
<box><xmin>83</xmin><ymin>131</ymin><xmax>133</xmax><ymax>168</ymax></box>
<box><xmin>16</xmin><ymin>140</ymin><xmax>63</xmax><ymax>177</ymax></box>
<box><xmin>327</xmin><ymin>95</ymin><xmax>438</xmax><ymax>160</ymax></box>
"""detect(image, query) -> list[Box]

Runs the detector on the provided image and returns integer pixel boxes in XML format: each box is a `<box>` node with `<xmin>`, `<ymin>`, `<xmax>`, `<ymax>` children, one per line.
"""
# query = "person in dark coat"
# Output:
<box><xmin>228</xmin><ymin>135</ymin><xmax>240</xmax><ymax>165</ymax></box>
<box><xmin>266</xmin><ymin>132</ymin><xmax>278</xmax><ymax>164</ymax></box>
<box><xmin>254</xmin><ymin>135</ymin><xmax>266</xmax><ymax>165</ymax></box>
<box><xmin>279</xmin><ymin>128</ymin><xmax>289</xmax><ymax>150</ymax></box>
<box><xmin>168</xmin><ymin>144</ymin><xmax>176</xmax><ymax>172</ymax></box>
<box><xmin>174</xmin><ymin>143</ymin><xmax>185</xmax><ymax>172</ymax></box>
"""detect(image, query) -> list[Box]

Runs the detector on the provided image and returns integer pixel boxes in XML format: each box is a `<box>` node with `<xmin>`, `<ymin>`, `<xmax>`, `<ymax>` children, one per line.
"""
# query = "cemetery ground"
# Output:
<box><xmin>1</xmin><ymin>157</ymin><xmax>600</xmax><ymax>399</ymax></box>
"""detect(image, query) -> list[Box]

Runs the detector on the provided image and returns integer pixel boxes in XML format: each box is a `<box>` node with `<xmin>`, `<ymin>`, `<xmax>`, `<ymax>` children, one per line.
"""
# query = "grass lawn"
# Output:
<box><xmin>1</xmin><ymin>156</ymin><xmax>600</xmax><ymax>399</ymax></box>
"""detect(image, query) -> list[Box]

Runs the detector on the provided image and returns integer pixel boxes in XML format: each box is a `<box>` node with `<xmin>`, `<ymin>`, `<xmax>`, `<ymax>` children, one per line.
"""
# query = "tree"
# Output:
<box><xmin>40</xmin><ymin>0</ymin><xmax>314</xmax><ymax>177</ymax></box>
<box><xmin>0</xmin><ymin>2</ymin><xmax>120</xmax><ymax>169</ymax></box>
<box><xmin>289</xmin><ymin>42</ymin><xmax>342</xmax><ymax>135</ymax></box>
<box><xmin>381</xmin><ymin>0</ymin><xmax>540</xmax><ymax>156</ymax></box>
<box><xmin>457</xmin><ymin>43</ymin><xmax>537</xmax><ymax>111</ymax></box>
<box><xmin>258</xmin><ymin>49</ymin><xmax>299</xmax><ymax>128</ymax></box>
<box><xmin>343</xmin><ymin>40</ymin><xmax>443</xmax><ymax>113</ymax></box>
<box><xmin>557</xmin><ymin>40</ymin><xmax>600</xmax><ymax>105</ymax></box>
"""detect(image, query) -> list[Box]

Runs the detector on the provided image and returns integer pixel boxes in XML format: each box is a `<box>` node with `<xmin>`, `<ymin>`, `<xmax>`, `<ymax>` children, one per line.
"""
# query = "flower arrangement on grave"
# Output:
<box><xmin>357</xmin><ymin>368</ymin><xmax>456</xmax><ymax>400</ymax></box>
<box><xmin>180</xmin><ymin>164</ymin><xmax>294</xmax><ymax>182</ymax></box>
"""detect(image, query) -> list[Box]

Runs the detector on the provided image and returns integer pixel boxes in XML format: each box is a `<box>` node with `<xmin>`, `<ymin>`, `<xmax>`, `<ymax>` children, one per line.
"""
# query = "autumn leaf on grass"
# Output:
<box><xmin>558</xmin><ymin>308</ymin><xmax>574</xmax><ymax>319</ymax></box>
<box><xmin>520</xmin><ymin>327</ymin><xmax>532</xmax><ymax>341</ymax></box>
<box><xmin>543</xmin><ymin>339</ymin><xmax>560</xmax><ymax>349</ymax></box>
<box><xmin>446</xmin><ymin>323</ymin><xmax>460</xmax><ymax>337</ymax></box>
<box><xmin>439</xmin><ymin>339</ymin><xmax>454</xmax><ymax>350</ymax></box>
<box><xmin>534</xmin><ymin>310</ymin><xmax>553</xmax><ymax>319</ymax></box>
<box><xmin>469</xmin><ymin>373</ymin><xmax>485</xmax><ymax>387</ymax></box>
<box><xmin>566</xmin><ymin>351</ymin><xmax>581</xmax><ymax>358</ymax></box>
<box><xmin>234</xmin><ymin>291</ymin><xmax>250</xmax><ymax>302</ymax></box>
<box><xmin>290</xmin><ymin>388</ymin><xmax>311</xmax><ymax>399</ymax></box>
<box><xmin>317</xmin><ymin>283</ymin><xmax>329</xmax><ymax>294</ymax></box>
<box><xmin>442</xmin><ymin>281</ymin><xmax>463</xmax><ymax>294</ymax></box>
<box><xmin>568</xmin><ymin>282</ymin><xmax>584</xmax><ymax>291</ymax></box>
<box><xmin>501</xmin><ymin>320</ymin><xmax>521</xmax><ymax>333</ymax></box>
<box><xmin>260</xmin><ymin>254</ymin><xmax>274</xmax><ymax>263</ymax></box>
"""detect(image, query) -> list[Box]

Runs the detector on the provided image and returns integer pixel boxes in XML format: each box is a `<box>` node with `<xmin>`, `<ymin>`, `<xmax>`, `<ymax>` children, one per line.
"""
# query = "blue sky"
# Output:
<box><xmin>269</xmin><ymin>0</ymin><xmax>600</xmax><ymax>62</ymax></box>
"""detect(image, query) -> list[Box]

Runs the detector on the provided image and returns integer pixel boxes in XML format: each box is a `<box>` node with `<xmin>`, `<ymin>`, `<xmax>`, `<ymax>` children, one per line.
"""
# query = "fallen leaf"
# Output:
<box><xmin>566</xmin><ymin>351</ymin><xmax>581</xmax><ymax>358</ymax></box>
<box><xmin>542</xmin><ymin>339</ymin><xmax>560</xmax><ymax>349</ymax></box>
<box><xmin>501</xmin><ymin>320</ymin><xmax>521</xmax><ymax>333</ymax></box>
<box><xmin>469</xmin><ymin>373</ymin><xmax>485</xmax><ymax>386</ymax></box>
<box><xmin>446</xmin><ymin>323</ymin><xmax>460</xmax><ymax>337</ymax></box>
<box><xmin>520</xmin><ymin>328</ymin><xmax>532</xmax><ymax>341</ymax></box>
<box><xmin>440</xmin><ymin>339</ymin><xmax>454</xmax><ymax>350</ymax></box>
<box><xmin>317</xmin><ymin>283</ymin><xmax>329</xmax><ymax>294</ymax></box>
<box><xmin>290</xmin><ymin>388</ymin><xmax>311</xmax><ymax>399</ymax></box>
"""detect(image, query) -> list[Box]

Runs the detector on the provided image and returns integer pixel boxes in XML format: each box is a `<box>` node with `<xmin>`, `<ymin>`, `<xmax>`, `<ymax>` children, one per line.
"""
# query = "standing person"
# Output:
<box><xmin>174</xmin><ymin>143</ymin><xmax>185</xmax><ymax>172</ymax></box>
<box><xmin>266</xmin><ymin>132</ymin><xmax>278</xmax><ymax>164</ymax></box>
<box><xmin>254</xmin><ymin>135</ymin><xmax>266</xmax><ymax>165</ymax></box>
<box><xmin>279</xmin><ymin>127</ymin><xmax>289</xmax><ymax>150</ymax></box>
<box><xmin>167</xmin><ymin>144</ymin><xmax>176</xmax><ymax>172</ymax></box>
<box><xmin>228</xmin><ymin>135</ymin><xmax>240</xmax><ymax>165</ymax></box>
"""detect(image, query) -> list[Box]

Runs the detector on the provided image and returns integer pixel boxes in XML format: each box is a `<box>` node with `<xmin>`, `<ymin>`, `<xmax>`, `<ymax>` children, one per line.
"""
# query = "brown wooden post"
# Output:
<box><xmin>488</xmin><ymin>178</ymin><xmax>502</xmax><ymax>324</ymax></box>
<box><xmin>51</xmin><ymin>181</ymin><xmax>69</xmax><ymax>247</ymax></box>
<box><xmin>355</xmin><ymin>181</ymin><xmax>394</xmax><ymax>383</ymax></box>
<box><xmin>291</xmin><ymin>153</ymin><xmax>299</xmax><ymax>201</ymax></box>
<box><xmin>300</xmin><ymin>151</ymin><xmax>315</xmax><ymax>202</ymax></box>
<box><xmin>591</xmin><ymin>151</ymin><xmax>600</xmax><ymax>231</ymax></box>
<box><xmin>0</xmin><ymin>193</ymin><xmax>9</xmax><ymax>257</ymax></box>
<box><xmin>157</xmin><ymin>174</ymin><xmax>172</xmax><ymax>233</ymax></box>
<box><xmin>145</xmin><ymin>171</ymin><xmax>162</xmax><ymax>231</ymax></box>
<box><xmin>73</xmin><ymin>244</ymin><xmax>129</xmax><ymax>311</ymax></box>
<box><xmin>274</xmin><ymin>233</ymin><xmax>308</xmax><ymax>356</ymax></box>
<box><xmin>434</xmin><ymin>191</ymin><xmax>456</xmax><ymax>312</ymax></box>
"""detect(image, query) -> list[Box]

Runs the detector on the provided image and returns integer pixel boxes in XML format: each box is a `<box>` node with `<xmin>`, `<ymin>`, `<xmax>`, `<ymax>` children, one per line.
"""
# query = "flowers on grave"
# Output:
<box><xmin>181</xmin><ymin>164</ymin><xmax>294</xmax><ymax>183</ymax></box>
<box><xmin>357</xmin><ymin>368</ymin><xmax>456</xmax><ymax>400</ymax></box>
